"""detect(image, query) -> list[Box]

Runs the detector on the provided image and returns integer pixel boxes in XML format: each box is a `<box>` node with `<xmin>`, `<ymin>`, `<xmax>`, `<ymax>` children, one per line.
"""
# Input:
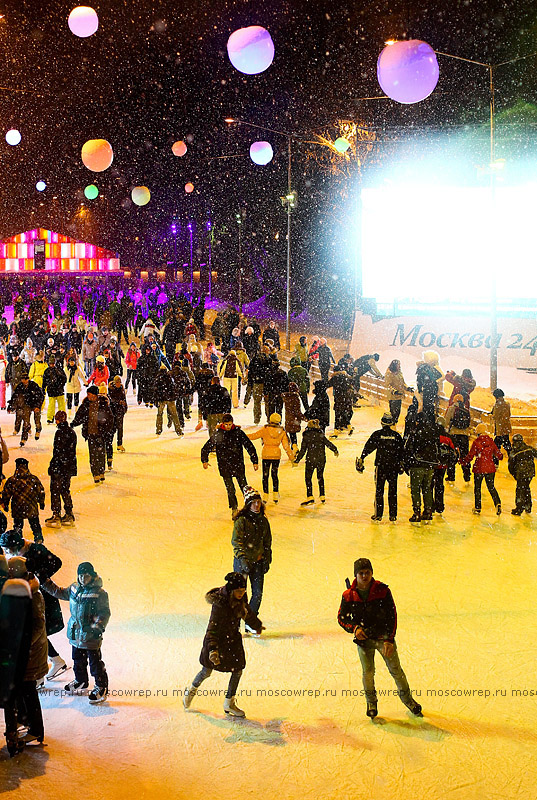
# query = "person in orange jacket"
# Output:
<box><xmin>248</xmin><ymin>412</ymin><xmax>294</xmax><ymax>503</ymax></box>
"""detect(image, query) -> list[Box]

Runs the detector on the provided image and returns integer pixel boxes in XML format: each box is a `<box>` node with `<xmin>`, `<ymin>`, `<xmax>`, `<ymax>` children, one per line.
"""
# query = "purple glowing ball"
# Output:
<box><xmin>227</xmin><ymin>26</ymin><xmax>274</xmax><ymax>75</ymax></box>
<box><xmin>377</xmin><ymin>40</ymin><xmax>439</xmax><ymax>104</ymax></box>
<box><xmin>250</xmin><ymin>141</ymin><xmax>273</xmax><ymax>166</ymax></box>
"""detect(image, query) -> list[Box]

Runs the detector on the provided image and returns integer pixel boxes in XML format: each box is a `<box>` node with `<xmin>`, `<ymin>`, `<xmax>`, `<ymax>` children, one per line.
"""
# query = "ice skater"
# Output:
<box><xmin>508</xmin><ymin>434</ymin><xmax>537</xmax><ymax>515</ymax></box>
<box><xmin>462</xmin><ymin>422</ymin><xmax>503</xmax><ymax>515</ymax></box>
<box><xmin>356</xmin><ymin>412</ymin><xmax>404</xmax><ymax>522</ymax></box>
<box><xmin>337</xmin><ymin>557</ymin><xmax>423</xmax><ymax>719</ymax></box>
<box><xmin>183</xmin><ymin>571</ymin><xmax>263</xmax><ymax>718</ymax></box>
<box><xmin>231</xmin><ymin>485</ymin><xmax>271</xmax><ymax>623</ymax></box>
<box><xmin>248</xmin><ymin>412</ymin><xmax>294</xmax><ymax>503</ymax></box>
<box><xmin>43</xmin><ymin>561</ymin><xmax>110</xmax><ymax>703</ymax></box>
<box><xmin>295</xmin><ymin>419</ymin><xmax>338</xmax><ymax>505</ymax></box>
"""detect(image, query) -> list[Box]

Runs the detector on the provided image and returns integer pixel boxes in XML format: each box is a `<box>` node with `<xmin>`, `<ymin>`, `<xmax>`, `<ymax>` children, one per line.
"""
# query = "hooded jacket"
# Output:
<box><xmin>295</xmin><ymin>427</ymin><xmax>338</xmax><ymax>467</ymax></box>
<box><xmin>48</xmin><ymin>422</ymin><xmax>78</xmax><ymax>477</ymax></box>
<box><xmin>232</xmin><ymin>508</ymin><xmax>272</xmax><ymax>570</ymax></box>
<box><xmin>203</xmin><ymin>384</ymin><xmax>232</xmax><ymax>417</ymax></box>
<box><xmin>508</xmin><ymin>440</ymin><xmax>537</xmax><ymax>481</ymax></box>
<box><xmin>24</xmin><ymin>573</ymin><xmax>48</xmax><ymax>682</ymax></box>
<box><xmin>282</xmin><ymin>390</ymin><xmax>303</xmax><ymax>433</ymax></box>
<box><xmin>201</xmin><ymin>424</ymin><xmax>258</xmax><ymax>474</ymax></box>
<box><xmin>3</xmin><ymin>468</ymin><xmax>45</xmax><ymax>519</ymax></box>
<box><xmin>248</xmin><ymin>422</ymin><xmax>294</xmax><ymax>461</ymax></box>
<box><xmin>44</xmin><ymin>572</ymin><xmax>110</xmax><ymax>650</ymax></box>
<box><xmin>462</xmin><ymin>434</ymin><xmax>503</xmax><ymax>474</ymax></box>
<box><xmin>287</xmin><ymin>357</ymin><xmax>310</xmax><ymax>395</ymax></box>
<box><xmin>338</xmin><ymin>578</ymin><xmax>397</xmax><ymax>645</ymax></box>
<box><xmin>304</xmin><ymin>382</ymin><xmax>330</xmax><ymax>429</ymax></box>
<box><xmin>71</xmin><ymin>395</ymin><xmax>115</xmax><ymax>439</ymax></box>
<box><xmin>491</xmin><ymin>398</ymin><xmax>512</xmax><ymax>436</ymax></box>
<box><xmin>199</xmin><ymin>585</ymin><xmax>262</xmax><ymax>672</ymax></box>
<box><xmin>28</xmin><ymin>359</ymin><xmax>47</xmax><ymax>388</ymax></box>
<box><xmin>8</xmin><ymin>379</ymin><xmax>44</xmax><ymax>412</ymax></box>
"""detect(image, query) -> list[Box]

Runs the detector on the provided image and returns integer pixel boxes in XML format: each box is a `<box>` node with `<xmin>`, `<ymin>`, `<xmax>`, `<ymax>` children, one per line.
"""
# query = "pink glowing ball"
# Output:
<box><xmin>68</xmin><ymin>6</ymin><xmax>99</xmax><ymax>38</ymax></box>
<box><xmin>81</xmin><ymin>139</ymin><xmax>113</xmax><ymax>172</ymax></box>
<box><xmin>227</xmin><ymin>26</ymin><xmax>274</xmax><ymax>75</ymax></box>
<box><xmin>185</xmin><ymin>182</ymin><xmax>194</xmax><ymax>194</ymax></box>
<box><xmin>250</xmin><ymin>141</ymin><xmax>273</xmax><ymax>165</ymax></box>
<box><xmin>377</xmin><ymin>39</ymin><xmax>439</xmax><ymax>104</ymax></box>
<box><xmin>172</xmin><ymin>140</ymin><xmax>187</xmax><ymax>157</ymax></box>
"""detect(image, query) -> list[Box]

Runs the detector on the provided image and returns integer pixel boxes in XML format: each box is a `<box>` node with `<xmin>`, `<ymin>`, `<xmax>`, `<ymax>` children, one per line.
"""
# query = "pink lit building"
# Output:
<box><xmin>0</xmin><ymin>229</ymin><xmax>121</xmax><ymax>274</ymax></box>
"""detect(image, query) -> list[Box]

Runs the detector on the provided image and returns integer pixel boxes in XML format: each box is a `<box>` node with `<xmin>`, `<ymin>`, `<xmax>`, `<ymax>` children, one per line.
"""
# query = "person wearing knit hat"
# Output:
<box><xmin>200</xmin><ymin>414</ymin><xmax>259</xmax><ymax>517</ymax></box>
<box><xmin>7</xmin><ymin>370</ymin><xmax>44</xmax><ymax>447</ymax></box>
<box><xmin>42</xmin><ymin>354</ymin><xmax>67</xmax><ymax>425</ymax></box>
<box><xmin>71</xmin><ymin>382</ymin><xmax>115</xmax><ymax>483</ymax></box>
<box><xmin>45</xmin><ymin>410</ymin><xmax>78</xmax><ymax>528</ymax></box>
<box><xmin>444</xmin><ymin>394</ymin><xmax>472</xmax><ymax>484</ymax></box>
<box><xmin>328</xmin><ymin>365</ymin><xmax>354</xmax><ymax>435</ymax></box>
<box><xmin>337</xmin><ymin>558</ymin><xmax>423</xmax><ymax>720</ymax></box>
<box><xmin>43</xmin><ymin>561</ymin><xmax>110</xmax><ymax>703</ymax></box>
<box><xmin>508</xmin><ymin>434</ymin><xmax>537</xmax><ymax>515</ymax></box>
<box><xmin>248</xmin><ymin>411</ymin><xmax>295</xmax><ymax>503</ymax></box>
<box><xmin>295</xmin><ymin>416</ymin><xmax>339</xmax><ymax>505</ymax></box>
<box><xmin>183</xmin><ymin>571</ymin><xmax>263</xmax><ymax>718</ymax></box>
<box><xmin>281</xmin><ymin>381</ymin><xmax>303</xmax><ymax>451</ymax></box>
<box><xmin>491</xmin><ymin>388</ymin><xmax>512</xmax><ymax>456</ymax></box>
<box><xmin>356</xmin><ymin>411</ymin><xmax>404</xmax><ymax>521</ymax></box>
<box><xmin>461</xmin><ymin>423</ymin><xmax>503</xmax><ymax>514</ymax></box>
<box><xmin>231</xmin><ymin>485</ymin><xmax>272</xmax><ymax>624</ymax></box>
<box><xmin>2</xmin><ymin>458</ymin><xmax>46</xmax><ymax>543</ymax></box>
<box><xmin>108</xmin><ymin>375</ymin><xmax>127</xmax><ymax>453</ymax></box>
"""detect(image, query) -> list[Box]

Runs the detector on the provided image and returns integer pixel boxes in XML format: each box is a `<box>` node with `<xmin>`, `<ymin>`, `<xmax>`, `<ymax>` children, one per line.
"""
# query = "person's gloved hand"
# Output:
<box><xmin>209</xmin><ymin>650</ymin><xmax>220</xmax><ymax>666</ymax></box>
<box><xmin>355</xmin><ymin>457</ymin><xmax>365</xmax><ymax>473</ymax></box>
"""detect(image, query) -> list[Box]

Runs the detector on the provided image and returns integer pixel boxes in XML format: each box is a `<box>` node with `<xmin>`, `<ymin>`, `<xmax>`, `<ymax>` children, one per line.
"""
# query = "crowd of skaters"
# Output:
<box><xmin>0</xmin><ymin>280</ymin><xmax>536</xmax><ymax>749</ymax></box>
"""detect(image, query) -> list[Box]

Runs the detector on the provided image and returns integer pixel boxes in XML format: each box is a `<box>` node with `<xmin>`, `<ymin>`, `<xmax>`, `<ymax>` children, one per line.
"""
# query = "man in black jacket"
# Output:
<box><xmin>45</xmin><ymin>411</ymin><xmax>78</xmax><ymax>526</ymax></box>
<box><xmin>246</xmin><ymin>351</ymin><xmax>270</xmax><ymax>424</ymax></box>
<box><xmin>337</xmin><ymin>557</ymin><xmax>422</xmax><ymax>719</ymax></box>
<box><xmin>42</xmin><ymin>355</ymin><xmax>67</xmax><ymax>424</ymax></box>
<box><xmin>201</xmin><ymin>413</ymin><xmax>259</xmax><ymax>515</ymax></box>
<box><xmin>508</xmin><ymin>433</ymin><xmax>537</xmax><ymax>515</ymax></box>
<box><xmin>8</xmin><ymin>374</ymin><xmax>44</xmax><ymax>446</ymax></box>
<box><xmin>203</xmin><ymin>377</ymin><xmax>232</xmax><ymax>438</ymax></box>
<box><xmin>154</xmin><ymin>365</ymin><xmax>182</xmax><ymax>436</ymax></box>
<box><xmin>294</xmin><ymin>419</ymin><xmax>338</xmax><ymax>504</ymax></box>
<box><xmin>357</xmin><ymin>413</ymin><xmax>404</xmax><ymax>522</ymax></box>
<box><xmin>404</xmin><ymin>412</ymin><xmax>440</xmax><ymax>522</ymax></box>
<box><xmin>71</xmin><ymin>386</ymin><xmax>115</xmax><ymax>483</ymax></box>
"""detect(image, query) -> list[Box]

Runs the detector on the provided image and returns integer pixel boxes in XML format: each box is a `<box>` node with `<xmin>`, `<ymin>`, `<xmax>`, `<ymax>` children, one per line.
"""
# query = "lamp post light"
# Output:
<box><xmin>171</xmin><ymin>221</ymin><xmax>178</xmax><ymax>280</ymax></box>
<box><xmin>235</xmin><ymin>212</ymin><xmax>243</xmax><ymax>312</ymax></box>
<box><xmin>188</xmin><ymin>222</ymin><xmax>194</xmax><ymax>299</ymax></box>
<box><xmin>206</xmin><ymin>220</ymin><xmax>213</xmax><ymax>300</ymax></box>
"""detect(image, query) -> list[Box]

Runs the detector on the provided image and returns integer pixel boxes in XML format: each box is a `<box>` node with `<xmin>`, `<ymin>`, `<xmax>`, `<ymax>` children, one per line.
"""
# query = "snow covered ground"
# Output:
<box><xmin>1</xmin><ymin>392</ymin><xmax>537</xmax><ymax>799</ymax></box>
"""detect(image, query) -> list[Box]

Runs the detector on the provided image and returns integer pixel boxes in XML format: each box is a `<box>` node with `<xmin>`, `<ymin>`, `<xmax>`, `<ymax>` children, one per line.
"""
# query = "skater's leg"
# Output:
<box><xmin>484</xmin><ymin>473</ymin><xmax>500</xmax><ymax>507</ymax></box>
<box><xmin>221</xmin><ymin>472</ymin><xmax>238</xmax><ymax>509</ymax></box>
<box><xmin>192</xmin><ymin>666</ymin><xmax>212</xmax><ymax>688</ymax></box>
<box><xmin>317</xmin><ymin>464</ymin><xmax>325</xmax><ymax>497</ymax></box>
<box><xmin>87</xmin><ymin>649</ymin><xmax>108</xmax><ymax>690</ymax></box>
<box><xmin>304</xmin><ymin>462</ymin><xmax>314</xmax><ymax>497</ymax></box>
<box><xmin>376</xmin><ymin>641</ymin><xmax>414</xmax><ymax>708</ymax></box>
<box><xmin>72</xmin><ymin>646</ymin><xmax>89</xmax><ymax>684</ymax></box>
<box><xmin>21</xmin><ymin>407</ymin><xmax>31</xmax><ymax>443</ymax></box>
<box><xmin>246</xmin><ymin>560</ymin><xmax>265</xmax><ymax>616</ymax></box>
<box><xmin>433</xmin><ymin>468</ymin><xmax>446</xmax><ymax>512</ymax></box>
<box><xmin>387</xmin><ymin>471</ymin><xmax>398</xmax><ymax>518</ymax></box>
<box><xmin>225</xmin><ymin>670</ymin><xmax>243</xmax><ymax>699</ymax></box>
<box><xmin>261</xmin><ymin>460</ymin><xmax>270</xmax><ymax>495</ymax></box>
<box><xmin>167</xmin><ymin>401</ymin><xmax>182</xmax><ymax>433</ymax></box>
<box><xmin>235</xmin><ymin>466</ymin><xmax>248</xmax><ymax>496</ymax></box>
<box><xmin>409</xmin><ymin>469</ymin><xmax>422</xmax><ymax>514</ymax></box>
<box><xmin>357</xmin><ymin>641</ymin><xmax>377</xmax><ymax>703</ymax></box>
<box><xmin>28</xmin><ymin>517</ymin><xmax>43</xmax><ymax>543</ymax></box>
<box><xmin>48</xmin><ymin>640</ymin><xmax>59</xmax><ymax>657</ymax></box>
<box><xmin>60</xmin><ymin>476</ymin><xmax>73</xmax><ymax>515</ymax></box>
<box><xmin>175</xmin><ymin>399</ymin><xmax>185</xmax><ymax>428</ymax></box>
<box><xmin>473</xmin><ymin>473</ymin><xmax>484</xmax><ymax>510</ymax></box>
<box><xmin>20</xmin><ymin>681</ymin><xmax>44</xmax><ymax>739</ymax></box>
<box><xmin>389</xmin><ymin>398</ymin><xmax>402</xmax><ymax>424</ymax></box>
<box><xmin>422</xmin><ymin>468</ymin><xmax>434</xmax><ymax>514</ymax></box>
<box><xmin>374</xmin><ymin>467</ymin><xmax>386</xmax><ymax>518</ymax></box>
<box><xmin>270</xmin><ymin>460</ymin><xmax>280</xmax><ymax>492</ymax></box>
<box><xmin>156</xmin><ymin>403</ymin><xmax>165</xmax><ymax>434</ymax></box>
<box><xmin>50</xmin><ymin>474</ymin><xmax>61</xmax><ymax>516</ymax></box>
<box><xmin>252</xmin><ymin>383</ymin><xmax>263</xmax><ymax>424</ymax></box>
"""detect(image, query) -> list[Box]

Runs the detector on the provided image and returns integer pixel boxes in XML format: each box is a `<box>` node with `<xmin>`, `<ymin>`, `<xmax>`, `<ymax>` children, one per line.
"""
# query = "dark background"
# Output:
<box><xmin>1</xmin><ymin>0</ymin><xmax>536</xmax><ymax>320</ymax></box>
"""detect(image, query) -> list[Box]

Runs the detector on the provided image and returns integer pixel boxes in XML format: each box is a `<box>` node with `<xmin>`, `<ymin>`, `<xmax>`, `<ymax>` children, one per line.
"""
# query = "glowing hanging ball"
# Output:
<box><xmin>5</xmin><ymin>129</ymin><xmax>21</xmax><ymax>146</ymax></box>
<box><xmin>131</xmin><ymin>186</ymin><xmax>151</xmax><ymax>206</ymax></box>
<box><xmin>334</xmin><ymin>137</ymin><xmax>351</xmax><ymax>153</ymax></box>
<box><xmin>172</xmin><ymin>140</ymin><xmax>187</xmax><ymax>157</ymax></box>
<box><xmin>36</xmin><ymin>181</ymin><xmax>46</xmax><ymax>192</ymax></box>
<box><xmin>68</xmin><ymin>6</ymin><xmax>99</xmax><ymax>38</ymax></box>
<box><xmin>227</xmin><ymin>26</ymin><xmax>274</xmax><ymax>75</ymax></box>
<box><xmin>377</xmin><ymin>39</ymin><xmax>439</xmax><ymax>104</ymax></box>
<box><xmin>81</xmin><ymin>138</ymin><xmax>113</xmax><ymax>172</ymax></box>
<box><xmin>185</xmin><ymin>182</ymin><xmax>194</xmax><ymax>194</ymax></box>
<box><xmin>84</xmin><ymin>183</ymin><xmax>99</xmax><ymax>200</ymax></box>
<box><xmin>249</xmin><ymin>141</ymin><xmax>273</xmax><ymax>166</ymax></box>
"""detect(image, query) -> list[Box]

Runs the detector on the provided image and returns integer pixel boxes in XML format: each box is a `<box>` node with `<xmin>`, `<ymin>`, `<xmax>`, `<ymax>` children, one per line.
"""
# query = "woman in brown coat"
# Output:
<box><xmin>282</xmin><ymin>381</ymin><xmax>303</xmax><ymax>451</ymax></box>
<box><xmin>183</xmin><ymin>572</ymin><xmax>262</xmax><ymax>718</ymax></box>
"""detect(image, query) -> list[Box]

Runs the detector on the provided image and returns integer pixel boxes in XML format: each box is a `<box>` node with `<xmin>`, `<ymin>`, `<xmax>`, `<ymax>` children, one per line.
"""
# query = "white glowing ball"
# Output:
<box><xmin>185</xmin><ymin>182</ymin><xmax>194</xmax><ymax>194</ymax></box>
<box><xmin>227</xmin><ymin>26</ymin><xmax>274</xmax><ymax>75</ymax></box>
<box><xmin>377</xmin><ymin>39</ymin><xmax>439</xmax><ymax>104</ymax></box>
<box><xmin>68</xmin><ymin>6</ymin><xmax>99</xmax><ymax>38</ymax></box>
<box><xmin>172</xmin><ymin>140</ymin><xmax>187</xmax><ymax>157</ymax></box>
<box><xmin>6</xmin><ymin>129</ymin><xmax>21</xmax><ymax>146</ymax></box>
<box><xmin>81</xmin><ymin>139</ymin><xmax>113</xmax><ymax>172</ymax></box>
<box><xmin>36</xmin><ymin>181</ymin><xmax>46</xmax><ymax>192</ymax></box>
<box><xmin>250</xmin><ymin>141</ymin><xmax>273</xmax><ymax>165</ymax></box>
<box><xmin>131</xmin><ymin>186</ymin><xmax>151</xmax><ymax>206</ymax></box>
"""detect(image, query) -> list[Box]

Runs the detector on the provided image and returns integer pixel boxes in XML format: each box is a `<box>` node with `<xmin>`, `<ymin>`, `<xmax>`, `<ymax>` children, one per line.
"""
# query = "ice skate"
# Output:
<box><xmin>366</xmin><ymin>701</ymin><xmax>378</xmax><ymax>718</ymax></box>
<box><xmin>19</xmin><ymin>731</ymin><xmax>44</xmax><ymax>745</ymax></box>
<box><xmin>195</xmin><ymin>421</ymin><xmax>203</xmax><ymax>431</ymax></box>
<box><xmin>389</xmin><ymin>516</ymin><xmax>397</xmax><ymax>522</ymax></box>
<box><xmin>5</xmin><ymin>731</ymin><xmax>24</xmax><ymax>757</ymax></box>
<box><xmin>88</xmin><ymin>686</ymin><xmax>108</xmax><ymax>704</ymax></box>
<box><xmin>370</xmin><ymin>514</ymin><xmax>382</xmax><ymax>522</ymax></box>
<box><xmin>496</xmin><ymin>503</ymin><xmax>502</xmax><ymax>515</ymax></box>
<box><xmin>409</xmin><ymin>511</ymin><xmax>421</xmax><ymax>522</ymax></box>
<box><xmin>405</xmin><ymin>700</ymin><xmax>423</xmax><ymax>717</ymax></box>
<box><xmin>107</xmin><ymin>460</ymin><xmax>113</xmax><ymax>471</ymax></box>
<box><xmin>421</xmin><ymin>509</ymin><xmax>433</xmax><ymax>522</ymax></box>
<box><xmin>183</xmin><ymin>684</ymin><xmax>197</xmax><ymax>710</ymax></box>
<box><xmin>472</xmin><ymin>507</ymin><xmax>481</xmax><ymax>514</ymax></box>
<box><xmin>320</xmin><ymin>495</ymin><xmax>326</xmax><ymax>503</ymax></box>
<box><xmin>224</xmin><ymin>696</ymin><xmax>245</xmax><ymax>717</ymax></box>
<box><xmin>19</xmin><ymin>440</ymin><xmax>25</xmax><ymax>447</ymax></box>
<box><xmin>65</xmin><ymin>679</ymin><xmax>89</xmax><ymax>694</ymax></box>
<box><xmin>301</xmin><ymin>496</ymin><xmax>314</xmax><ymax>506</ymax></box>
<box><xmin>45</xmin><ymin>513</ymin><xmax>62</xmax><ymax>527</ymax></box>
<box><xmin>262</xmin><ymin>492</ymin><xmax>269</xmax><ymax>503</ymax></box>
<box><xmin>511</xmin><ymin>508</ymin><xmax>522</xmax><ymax>515</ymax></box>
<box><xmin>273</xmin><ymin>491</ymin><xmax>279</xmax><ymax>503</ymax></box>
<box><xmin>61</xmin><ymin>513</ymin><xmax>75</xmax><ymax>526</ymax></box>
<box><xmin>46</xmin><ymin>655</ymin><xmax>68</xmax><ymax>679</ymax></box>
<box><xmin>347</xmin><ymin>426</ymin><xmax>354</xmax><ymax>436</ymax></box>
<box><xmin>35</xmin><ymin>431</ymin><xmax>40</xmax><ymax>440</ymax></box>
<box><xmin>117</xmin><ymin>444</ymin><xmax>125</xmax><ymax>452</ymax></box>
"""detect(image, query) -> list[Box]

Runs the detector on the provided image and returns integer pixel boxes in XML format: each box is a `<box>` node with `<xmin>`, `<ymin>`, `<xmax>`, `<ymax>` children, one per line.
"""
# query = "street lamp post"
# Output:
<box><xmin>207</xmin><ymin>221</ymin><xmax>213</xmax><ymax>301</ymax></box>
<box><xmin>235</xmin><ymin>212</ymin><xmax>243</xmax><ymax>312</ymax></box>
<box><xmin>188</xmin><ymin>222</ymin><xmax>194</xmax><ymax>299</ymax></box>
<box><xmin>171</xmin><ymin>221</ymin><xmax>178</xmax><ymax>280</ymax></box>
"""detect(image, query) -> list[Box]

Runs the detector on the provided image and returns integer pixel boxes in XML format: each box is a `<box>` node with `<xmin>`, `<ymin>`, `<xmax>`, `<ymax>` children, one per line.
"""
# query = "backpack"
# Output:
<box><xmin>451</xmin><ymin>406</ymin><xmax>470</xmax><ymax>430</ymax></box>
<box><xmin>439</xmin><ymin>438</ymin><xmax>458</xmax><ymax>468</ymax></box>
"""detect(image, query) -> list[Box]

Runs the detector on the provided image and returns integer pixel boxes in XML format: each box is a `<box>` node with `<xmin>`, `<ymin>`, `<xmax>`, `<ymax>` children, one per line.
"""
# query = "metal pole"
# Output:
<box><xmin>286</xmin><ymin>136</ymin><xmax>292</xmax><ymax>351</ymax></box>
<box><xmin>189</xmin><ymin>227</ymin><xmax>193</xmax><ymax>299</ymax></box>
<box><xmin>238</xmin><ymin>221</ymin><xmax>242</xmax><ymax>312</ymax></box>
<box><xmin>208</xmin><ymin>227</ymin><xmax>212</xmax><ymax>301</ymax></box>
<box><xmin>489</xmin><ymin>65</ymin><xmax>498</xmax><ymax>391</ymax></box>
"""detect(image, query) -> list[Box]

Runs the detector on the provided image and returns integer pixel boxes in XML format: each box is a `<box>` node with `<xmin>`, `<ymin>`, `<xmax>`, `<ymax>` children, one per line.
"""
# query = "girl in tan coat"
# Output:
<box><xmin>248</xmin><ymin>412</ymin><xmax>294</xmax><ymax>502</ymax></box>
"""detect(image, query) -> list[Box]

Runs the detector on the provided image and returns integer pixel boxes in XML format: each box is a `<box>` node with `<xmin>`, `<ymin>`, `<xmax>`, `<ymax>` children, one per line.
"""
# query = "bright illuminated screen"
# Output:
<box><xmin>361</xmin><ymin>185</ymin><xmax>537</xmax><ymax>303</ymax></box>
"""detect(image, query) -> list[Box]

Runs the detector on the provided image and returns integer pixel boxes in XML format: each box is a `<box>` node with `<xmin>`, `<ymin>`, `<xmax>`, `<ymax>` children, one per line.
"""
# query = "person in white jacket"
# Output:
<box><xmin>64</xmin><ymin>356</ymin><xmax>87</xmax><ymax>412</ymax></box>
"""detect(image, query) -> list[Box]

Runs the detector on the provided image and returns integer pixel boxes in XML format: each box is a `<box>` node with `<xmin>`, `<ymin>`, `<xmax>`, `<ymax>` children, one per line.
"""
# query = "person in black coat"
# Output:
<box><xmin>71</xmin><ymin>386</ymin><xmax>115</xmax><ymax>483</ymax></box>
<box><xmin>245</xmin><ymin>351</ymin><xmax>271</xmax><ymax>424</ymax></box>
<box><xmin>193</xmin><ymin>365</ymin><xmax>215</xmax><ymax>430</ymax></box>
<box><xmin>45</xmin><ymin>411</ymin><xmax>77</xmax><ymax>526</ymax></box>
<box><xmin>294</xmin><ymin>419</ymin><xmax>338</xmax><ymax>504</ymax></box>
<box><xmin>203</xmin><ymin>377</ymin><xmax>232</xmax><ymax>438</ymax></box>
<box><xmin>183</xmin><ymin>571</ymin><xmax>262</xmax><ymax>717</ymax></box>
<box><xmin>136</xmin><ymin>344</ymin><xmax>159</xmax><ymax>407</ymax></box>
<box><xmin>263</xmin><ymin>361</ymin><xmax>289</xmax><ymax>419</ymax></box>
<box><xmin>356</xmin><ymin>413</ymin><xmax>404</xmax><ymax>521</ymax></box>
<box><xmin>404</xmin><ymin>412</ymin><xmax>440</xmax><ymax>522</ymax></box>
<box><xmin>508</xmin><ymin>434</ymin><xmax>537</xmax><ymax>515</ymax></box>
<box><xmin>42</xmin><ymin>356</ymin><xmax>67</xmax><ymax>424</ymax></box>
<box><xmin>8</xmin><ymin>375</ymin><xmax>44</xmax><ymax>446</ymax></box>
<box><xmin>154</xmin><ymin>366</ymin><xmax>182</xmax><ymax>436</ymax></box>
<box><xmin>108</xmin><ymin>376</ymin><xmax>128</xmax><ymax>451</ymax></box>
<box><xmin>201</xmin><ymin>414</ymin><xmax>259</xmax><ymax>514</ymax></box>
<box><xmin>170</xmin><ymin>363</ymin><xmax>192</xmax><ymax>429</ymax></box>
<box><xmin>317</xmin><ymin>339</ymin><xmax>336</xmax><ymax>383</ymax></box>
<box><xmin>0</xmin><ymin>529</ymin><xmax>67</xmax><ymax>681</ymax></box>
<box><xmin>262</xmin><ymin>321</ymin><xmax>280</xmax><ymax>350</ymax></box>
<box><xmin>304</xmin><ymin>380</ymin><xmax>330</xmax><ymax>431</ymax></box>
<box><xmin>328</xmin><ymin>366</ymin><xmax>354</xmax><ymax>432</ymax></box>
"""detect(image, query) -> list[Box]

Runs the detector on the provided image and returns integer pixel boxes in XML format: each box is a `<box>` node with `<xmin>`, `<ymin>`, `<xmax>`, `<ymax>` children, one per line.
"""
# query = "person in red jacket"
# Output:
<box><xmin>462</xmin><ymin>422</ymin><xmax>503</xmax><ymax>515</ymax></box>
<box><xmin>125</xmin><ymin>343</ymin><xmax>140</xmax><ymax>394</ymax></box>
<box><xmin>337</xmin><ymin>557</ymin><xmax>422</xmax><ymax>720</ymax></box>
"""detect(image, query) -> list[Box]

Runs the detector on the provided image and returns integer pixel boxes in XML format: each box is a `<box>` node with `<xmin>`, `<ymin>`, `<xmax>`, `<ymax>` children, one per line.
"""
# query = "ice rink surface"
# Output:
<box><xmin>1</xmin><ymin>395</ymin><xmax>537</xmax><ymax>800</ymax></box>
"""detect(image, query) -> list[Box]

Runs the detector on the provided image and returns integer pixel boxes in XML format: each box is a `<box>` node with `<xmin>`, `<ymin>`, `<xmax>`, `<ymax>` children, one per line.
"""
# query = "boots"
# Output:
<box><xmin>273</xmin><ymin>491</ymin><xmax>279</xmax><ymax>504</ymax></box>
<box><xmin>262</xmin><ymin>493</ymin><xmax>269</xmax><ymax>503</ymax></box>
<box><xmin>409</xmin><ymin>510</ymin><xmax>421</xmax><ymax>522</ymax></box>
<box><xmin>366</xmin><ymin>701</ymin><xmax>378</xmax><ymax>718</ymax></box>
<box><xmin>223</xmin><ymin>696</ymin><xmax>245</xmax><ymax>717</ymax></box>
<box><xmin>301</xmin><ymin>497</ymin><xmax>314</xmax><ymax>506</ymax></box>
<box><xmin>45</xmin><ymin>513</ymin><xmax>62</xmax><ymax>527</ymax></box>
<box><xmin>183</xmin><ymin>684</ymin><xmax>197</xmax><ymax>710</ymax></box>
<box><xmin>46</xmin><ymin>655</ymin><xmax>68</xmax><ymax>680</ymax></box>
<box><xmin>421</xmin><ymin>509</ymin><xmax>433</xmax><ymax>522</ymax></box>
<box><xmin>5</xmin><ymin>731</ymin><xmax>24</xmax><ymax>757</ymax></box>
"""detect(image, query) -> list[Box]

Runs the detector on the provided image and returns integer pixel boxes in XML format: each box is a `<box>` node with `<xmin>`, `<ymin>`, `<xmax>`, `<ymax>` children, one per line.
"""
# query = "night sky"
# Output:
<box><xmin>1</xmin><ymin>0</ymin><xmax>536</xmax><ymax>316</ymax></box>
